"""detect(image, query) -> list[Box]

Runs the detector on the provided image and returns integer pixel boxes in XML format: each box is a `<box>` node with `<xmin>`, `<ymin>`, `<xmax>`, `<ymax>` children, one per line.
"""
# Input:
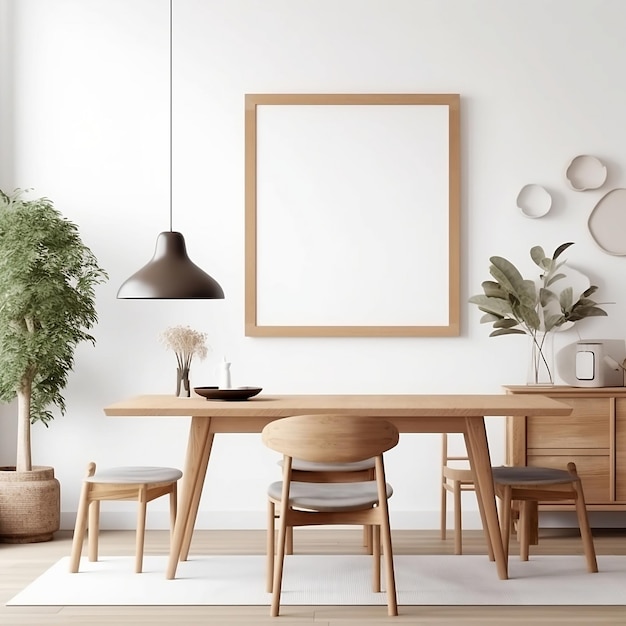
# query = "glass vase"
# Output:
<box><xmin>176</xmin><ymin>367</ymin><xmax>191</xmax><ymax>397</ymax></box>
<box><xmin>527</xmin><ymin>331</ymin><xmax>554</xmax><ymax>386</ymax></box>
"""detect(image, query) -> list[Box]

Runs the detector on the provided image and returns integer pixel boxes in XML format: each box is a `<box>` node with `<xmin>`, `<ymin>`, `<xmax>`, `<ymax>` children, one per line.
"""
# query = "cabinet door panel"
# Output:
<box><xmin>616</xmin><ymin>399</ymin><xmax>626</xmax><ymax>501</ymax></box>
<box><xmin>527</xmin><ymin>398</ymin><xmax>610</xmax><ymax>449</ymax></box>
<box><xmin>527</xmin><ymin>454</ymin><xmax>610</xmax><ymax>503</ymax></box>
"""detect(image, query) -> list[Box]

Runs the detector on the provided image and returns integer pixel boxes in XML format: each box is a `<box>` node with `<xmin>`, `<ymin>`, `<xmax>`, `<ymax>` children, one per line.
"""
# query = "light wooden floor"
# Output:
<box><xmin>2</xmin><ymin>527</ymin><xmax>625</xmax><ymax>625</ymax></box>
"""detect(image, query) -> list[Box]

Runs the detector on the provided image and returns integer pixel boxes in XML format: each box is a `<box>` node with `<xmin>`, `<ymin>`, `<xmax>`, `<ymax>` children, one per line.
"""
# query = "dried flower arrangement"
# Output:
<box><xmin>159</xmin><ymin>325</ymin><xmax>209</xmax><ymax>396</ymax></box>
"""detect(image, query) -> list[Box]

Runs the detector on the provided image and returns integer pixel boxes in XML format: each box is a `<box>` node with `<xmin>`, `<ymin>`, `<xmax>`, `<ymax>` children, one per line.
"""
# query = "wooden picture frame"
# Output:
<box><xmin>245</xmin><ymin>93</ymin><xmax>460</xmax><ymax>337</ymax></box>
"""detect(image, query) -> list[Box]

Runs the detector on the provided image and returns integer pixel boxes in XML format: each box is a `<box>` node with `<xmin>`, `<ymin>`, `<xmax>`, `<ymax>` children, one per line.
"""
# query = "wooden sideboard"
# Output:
<box><xmin>504</xmin><ymin>385</ymin><xmax>626</xmax><ymax>513</ymax></box>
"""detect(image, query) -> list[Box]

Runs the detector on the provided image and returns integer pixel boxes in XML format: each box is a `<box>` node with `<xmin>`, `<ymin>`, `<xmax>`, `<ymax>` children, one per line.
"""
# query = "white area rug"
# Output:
<box><xmin>7</xmin><ymin>555</ymin><xmax>626</xmax><ymax>606</ymax></box>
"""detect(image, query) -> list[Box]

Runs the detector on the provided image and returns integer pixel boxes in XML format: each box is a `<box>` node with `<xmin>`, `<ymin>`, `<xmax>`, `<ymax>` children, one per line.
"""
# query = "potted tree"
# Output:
<box><xmin>0</xmin><ymin>188</ymin><xmax>108</xmax><ymax>542</ymax></box>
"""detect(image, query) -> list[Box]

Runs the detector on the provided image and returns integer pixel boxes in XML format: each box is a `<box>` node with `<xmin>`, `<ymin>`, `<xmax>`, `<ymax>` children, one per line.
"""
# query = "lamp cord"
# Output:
<box><xmin>169</xmin><ymin>0</ymin><xmax>173</xmax><ymax>232</ymax></box>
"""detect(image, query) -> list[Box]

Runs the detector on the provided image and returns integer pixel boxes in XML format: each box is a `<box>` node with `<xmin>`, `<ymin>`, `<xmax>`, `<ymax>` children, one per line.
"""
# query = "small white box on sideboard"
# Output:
<box><xmin>557</xmin><ymin>339</ymin><xmax>626</xmax><ymax>388</ymax></box>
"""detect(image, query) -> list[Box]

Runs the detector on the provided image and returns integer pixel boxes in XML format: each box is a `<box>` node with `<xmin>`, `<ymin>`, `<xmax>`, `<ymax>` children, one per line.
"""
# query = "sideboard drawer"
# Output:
<box><xmin>527</xmin><ymin>453</ymin><xmax>611</xmax><ymax>503</ymax></box>
<box><xmin>526</xmin><ymin>398</ymin><xmax>611</xmax><ymax>449</ymax></box>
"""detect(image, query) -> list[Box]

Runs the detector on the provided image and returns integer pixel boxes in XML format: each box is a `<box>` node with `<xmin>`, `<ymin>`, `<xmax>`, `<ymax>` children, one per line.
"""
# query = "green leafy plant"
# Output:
<box><xmin>469</xmin><ymin>242</ymin><xmax>608</xmax><ymax>383</ymax></box>
<box><xmin>0</xmin><ymin>189</ymin><xmax>108</xmax><ymax>472</ymax></box>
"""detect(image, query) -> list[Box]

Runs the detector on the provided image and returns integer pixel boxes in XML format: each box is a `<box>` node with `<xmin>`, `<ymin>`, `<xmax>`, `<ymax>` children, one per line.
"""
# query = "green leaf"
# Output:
<box><xmin>489</xmin><ymin>256</ymin><xmax>527</xmax><ymax>296</ymax></box>
<box><xmin>530</xmin><ymin>246</ymin><xmax>546</xmax><ymax>268</ymax></box>
<box><xmin>546</xmin><ymin>272</ymin><xmax>566</xmax><ymax>287</ymax></box>
<box><xmin>553</xmin><ymin>242</ymin><xmax>574</xmax><ymax>260</ymax></box>
<box><xmin>567</xmin><ymin>306</ymin><xmax>608</xmax><ymax>321</ymax></box>
<box><xmin>539</xmin><ymin>287</ymin><xmax>557</xmax><ymax>306</ymax></box>
<box><xmin>515</xmin><ymin>304</ymin><xmax>541</xmax><ymax>330</ymax></box>
<box><xmin>480</xmin><ymin>313</ymin><xmax>501</xmax><ymax>323</ymax></box>
<box><xmin>489</xmin><ymin>328</ymin><xmax>527</xmax><ymax>337</ymax></box>
<box><xmin>543</xmin><ymin>313</ymin><xmax>564</xmax><ymax>332</ymax></box>
<box><xmin>493</xmin><ymin>318</ymin><xmax>520</xmax><ymax>329</ymax></box>
<box><xmin>487</xmin><ymin>259</ymin><xmax>537</xmax><ymax>308</ymax></box>
<box><xmin>559</xmin><ymin>286</ymin><xmax>574</xmax><ymax>312</ymax></box>
<box><xmin>582</xmin><ymin>285</ymin><xmax>599</xmax><ymax>297</ymax></box>
<box><xmin>518</xmin><ymin>279</ymin><xmax>539</xmax><ymax>308</ymax></box>
<box><xmin>575</xmin><ymin>297</ymin><xmax>601</xmax><ymax>308</ymax></box>
<box><xmin>481</xmin><ymin>280</ymin><xmax>506</xmax><ymax>298</ymax></box>
<box><xmin>539</xmin><ymin>258</ymin><xmax>553</xmax><ymax>272</ymax></box>
<box><xmin>469</xmin><ymin>295</ymin><xmax>514</xmax><ymax>318</ymax></box>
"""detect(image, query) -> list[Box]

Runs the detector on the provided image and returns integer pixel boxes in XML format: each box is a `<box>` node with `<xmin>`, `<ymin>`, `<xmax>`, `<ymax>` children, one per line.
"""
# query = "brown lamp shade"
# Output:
<box><xmin>116</xmin><ymin>231</ymin><xmax>225</xmax><ymax>299</ymax></box>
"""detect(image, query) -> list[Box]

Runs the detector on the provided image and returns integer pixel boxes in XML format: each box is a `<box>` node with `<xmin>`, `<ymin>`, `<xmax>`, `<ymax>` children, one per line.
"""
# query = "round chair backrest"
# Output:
<box><xmin>262</xmin><ymin>414</ymin><xmax>399</xmax><ymax>464</ymax></box>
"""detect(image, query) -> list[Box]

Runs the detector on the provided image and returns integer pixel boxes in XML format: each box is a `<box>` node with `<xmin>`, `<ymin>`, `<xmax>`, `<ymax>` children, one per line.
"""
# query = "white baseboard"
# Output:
<box><xmin>60</xmin><ymin>509</ymin><xmax>626</xmax><ymax>531</ymax></box>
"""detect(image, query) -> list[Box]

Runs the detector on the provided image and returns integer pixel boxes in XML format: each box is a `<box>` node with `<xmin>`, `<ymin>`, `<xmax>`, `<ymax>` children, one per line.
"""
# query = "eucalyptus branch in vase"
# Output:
<box><xmin>159</xmin><ymin>325</ymin><xmax>209</xmax><ymax>397</ymax></box>
<box><xmin>469</xmin><ymin>242</ymin><xmax>608</xmax><ymax>385</ymax></box>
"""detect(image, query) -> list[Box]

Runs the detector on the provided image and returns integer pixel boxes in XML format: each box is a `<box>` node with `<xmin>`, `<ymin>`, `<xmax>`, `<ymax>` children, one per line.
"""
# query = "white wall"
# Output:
<box><xmin>2</xmin><ymin>0</ymin><xmax>626</xmax><ymax>530</ymax></box>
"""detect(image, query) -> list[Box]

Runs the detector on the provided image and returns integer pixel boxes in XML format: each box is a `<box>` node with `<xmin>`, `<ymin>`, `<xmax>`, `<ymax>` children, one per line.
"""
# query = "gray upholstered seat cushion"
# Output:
<box><xmin>85</xmin><ymin>466</ymin><xmax>183</xmax><ymax>484</ymax></box>
<box><xmin>285</xmin><ymin>458</ymin><xmax>376</xmax><ymax>472</ymax></box>
<box><xmin>268</xmin><ymin>480</ymin><xmax>393</xmax><ymax>512</ymax></box>
<box><xmin>492</xmin><ymin>465</ymin><xmax>575</xmax><ymax>486</ymax></box>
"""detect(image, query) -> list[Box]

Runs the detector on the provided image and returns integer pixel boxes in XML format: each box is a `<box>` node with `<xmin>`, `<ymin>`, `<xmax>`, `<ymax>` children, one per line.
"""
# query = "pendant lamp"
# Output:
<box><xmin>117</xmin><ymin>0</ymin><xmax>224</xmax><ymax>300</ymax></box>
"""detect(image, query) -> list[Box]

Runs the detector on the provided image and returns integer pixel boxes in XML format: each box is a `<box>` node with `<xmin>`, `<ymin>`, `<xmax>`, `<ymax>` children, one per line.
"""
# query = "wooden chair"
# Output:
<box><xmin>69</xmin><ymin>462</ymin><xmax>183</xmax><ymax>573</ymax></box>
<box><xmin>263</xmin><ymin>414</ymin><xmax>399</xmax><ymax>617</ymax></box>
<box><xmin>492</xmin><ymin>462</ymin><xmax>598</xmax><ymax>573</ymax></box>
<box><xmin>282</xmin><ymin>457</ymin><xmax>376</xmax><ymax>554</ymax></box>
<box><xmin>440</xmin><ymin>433</ymin><xmax>476</xmax><ymax>554</ymax></box>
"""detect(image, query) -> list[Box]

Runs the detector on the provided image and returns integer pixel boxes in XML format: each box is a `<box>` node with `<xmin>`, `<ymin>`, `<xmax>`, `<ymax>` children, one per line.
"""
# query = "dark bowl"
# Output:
<box><xmin>193</xmin><ymin>386</ymin><xmax>262</xmax><ymax>401</ymax></box>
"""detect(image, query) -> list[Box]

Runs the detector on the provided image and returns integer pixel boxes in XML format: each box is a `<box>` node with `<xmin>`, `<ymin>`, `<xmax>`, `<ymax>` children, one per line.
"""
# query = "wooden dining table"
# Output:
<box><xmin>103</xmin><ymin>392</ymin><xmax>573</xmax><ymax>581</ymax></box>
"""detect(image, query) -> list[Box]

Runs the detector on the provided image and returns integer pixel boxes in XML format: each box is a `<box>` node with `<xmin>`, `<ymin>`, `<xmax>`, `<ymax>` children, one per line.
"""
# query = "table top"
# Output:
<box><xmin>104</xmin><ymin>393</ymin><xmax>573</xmax><ymax>418</ymax></box>
<box><xmin>504</xmin><ymin>385</ymin><xmax>626</xmax><ymax>396</ymax></box>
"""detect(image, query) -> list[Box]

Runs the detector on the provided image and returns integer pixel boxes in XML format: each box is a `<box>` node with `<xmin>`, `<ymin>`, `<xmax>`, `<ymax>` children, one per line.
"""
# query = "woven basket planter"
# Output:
<box><xmin>0</xmin><ymin>465</ymin><xmax>60</xmax><ymax>543</ymax></box>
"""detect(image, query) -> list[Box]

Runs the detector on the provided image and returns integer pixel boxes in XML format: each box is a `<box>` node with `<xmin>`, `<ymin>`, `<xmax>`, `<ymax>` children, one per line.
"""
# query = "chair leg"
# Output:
<box><xmin>286</xmin><ymin>526</ymin><xmax>294</xmax><ymax>555</ymax></box>
<box><xmin>514</xmin><ymin>500</ymin><xmax>538</xmax><ymax>546</ymax></box>
<box><xmin>499</xmin><ymin>486</ymin><xmax>512</xmax><ymax>561</ymax></box>
<box><xmin>379</xmin><ymin>507</ymin><xmax>398</xmax><ymax>616</ymax></box>
<box><xmin>519</xmin><ymin>500</ymin><xmax>531</xmax><ymax>561</ymax></box>
<box><xmin>363</xmin><ymin>525</ymin><xmax>373</xmax><ymax>554</ymax></box>
<box><xmin>271</xmin><ymin>507</ymin><xmax>289</xmax><ymax>617</ymax></box>
<box><xmin>453</xmin><ymin>480</ymin><xmax>462</xmax><ymax>555</ymax></box>
<box><xmin>574</xmin><ymin>494</ymin><xmax>599</xmax><ymax>573</ymax></box>
<box><xmin>169</xmin><ymin>483</ymin><xmax>177</xmax><ymax>538</ymax></box>
<box><xmin>371</xmin><ymin>524</ymin><xmax>381</xmax><ymax>592</ymax></box>
<box><xmin>135</xmin><ymin>485</ymin><xmax>148</xmax><ymax>573</ymax></box>
<box><xmin>568</xmin><ymin>464</ymin><xmax>598</xmax><ymax>573</ymax></box>
<box><xmin>266</xmin><ymin>499</ymin><xmax>275</xmax><ymax>593</ymax></box>
<box><xmin>88</xmin><ymin>501</ymin><xmax>100</xmax><ymax>562</ymax></box>
<box><xmin>441</xmin><ymin>482</ymin><xmax>447</xmax><ymax>540</ymax></box>
<box><xmin>69</xmin><ymin>482</ymin><xmax>91</xmax><ymax>573</ymax></box>
<box><xmin>365</xmin><ymin>467</ymin><xmax>375</xmax><ymax>554</ymax></box>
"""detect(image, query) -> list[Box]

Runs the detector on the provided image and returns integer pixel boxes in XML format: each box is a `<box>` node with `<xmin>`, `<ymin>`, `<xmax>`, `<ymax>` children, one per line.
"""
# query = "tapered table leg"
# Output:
<box><xmin>166</xmin><ymin>417</ymin><xmax>212</xmax><ymax>579</ymax></box>
<box><xmin>463</xmin><ymin>417</ymin><xmax>508</xmax><ymax>580</ymax></box>
<box><xmin>180</xmin><ymin>431</ymin><xmax>214</xmax><ymax>560</ymax></box>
